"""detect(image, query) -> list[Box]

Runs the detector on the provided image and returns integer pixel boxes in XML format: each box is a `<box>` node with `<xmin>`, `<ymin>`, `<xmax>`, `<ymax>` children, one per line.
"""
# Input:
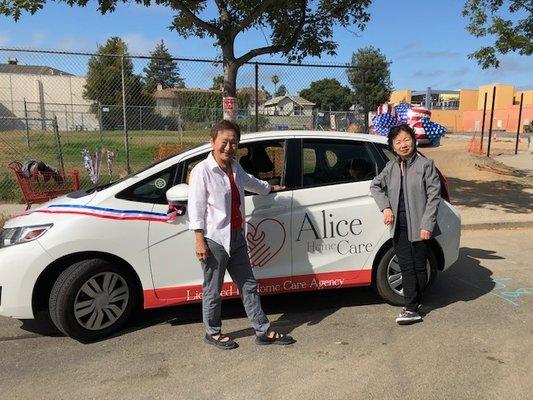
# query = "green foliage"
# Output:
<box><xmin>84</xmin><ymin>37</ymin><xmax>151</xmax><ymax>111</ymax></box>
<box><xmin>210</xmin><ymin>75</ymin><xmax>224</xmax><ymax>90</ymax></box>
<box><xmin>2</xmin><ymin>1</ymin><xmax>373</xmax><ymax>107</ymax></box>
<box><xmin>299</xmin><ymin>78</ymin><xmax>353</xmax><ymax>111</ymax></box>
<box><xmin>463</xmin><ymin>0</ymin><xmax>532</xmax><ymax>69</ymax></box>
<box><xmin>143</xmin><ymin>40</ymin><xmax>185</xmax><ymax>93</ymax></box>
<box><xmin>172</xmin><ymin>90</ymin><xmax>251</xmax><ymax>123</ymax></box>
<box><xmin>347</xmin><ymin>46</ymin><xmax>393</xmax><ymax>112</ymax></box>
<box><xmin>275</xmin><ymin>84</ymin><xmax>287</xmax><ymax>97</ymax></box>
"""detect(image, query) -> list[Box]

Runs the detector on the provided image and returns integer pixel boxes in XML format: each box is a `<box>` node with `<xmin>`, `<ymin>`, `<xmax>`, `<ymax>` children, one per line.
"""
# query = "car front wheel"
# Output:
<box><xmin>375</xmin><ymin>246</ymin><xmax>437</xmax><ymax>306</ymax></box>
<box><xmin>49</xmin><ymin>259</ymin><xmax>138</xmax><ymax>342</ymax></box>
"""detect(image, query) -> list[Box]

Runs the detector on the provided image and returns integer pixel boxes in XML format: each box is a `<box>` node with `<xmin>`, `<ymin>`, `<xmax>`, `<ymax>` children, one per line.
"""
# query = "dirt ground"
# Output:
<box><xmin>422</xmin><ymin>135</ymin><xmax>532</xmax><ymax>224</ymax></box>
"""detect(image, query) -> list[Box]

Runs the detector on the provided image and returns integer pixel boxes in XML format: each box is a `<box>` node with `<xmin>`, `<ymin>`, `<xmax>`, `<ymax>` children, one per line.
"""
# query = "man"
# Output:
<box><xmin>188</xmin><ymin>120</ymin><xmax>296</xmax><ymax>349</ymax></box>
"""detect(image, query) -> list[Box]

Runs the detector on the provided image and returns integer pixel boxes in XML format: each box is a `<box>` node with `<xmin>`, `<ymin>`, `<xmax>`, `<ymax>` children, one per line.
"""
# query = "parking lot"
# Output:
<box><xmin>0</xmin><ymin>227</ymin><xmax>531</xmax><ymax>400</ymax></box>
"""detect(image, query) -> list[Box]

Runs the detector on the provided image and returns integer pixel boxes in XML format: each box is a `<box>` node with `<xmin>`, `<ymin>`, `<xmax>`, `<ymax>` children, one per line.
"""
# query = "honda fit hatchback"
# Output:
<box><xmin>0</xmin><ymin>131</ymin><xmax>460</xmax><ymax>341</ymax></box>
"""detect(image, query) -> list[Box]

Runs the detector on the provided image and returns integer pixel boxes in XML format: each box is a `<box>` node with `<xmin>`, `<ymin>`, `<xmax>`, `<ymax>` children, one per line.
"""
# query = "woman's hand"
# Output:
<box><xmin>270</xmin><ymin>185</ymin><xmax>286</xmax><ymax>192</ymax></box>
<box><xmin>194</xmin><ymin>230</ymin><xmax>209</xmax><ymax>262</ymax></box>
<box><xmin>420</xmin><ymin>229</ymin><xmax>432</xmax><ymax>240</ymax></box>
<box><xmin>383</xmin><ymin>208</ymin><xmax>394</xmax><ymax>225</ymax></box>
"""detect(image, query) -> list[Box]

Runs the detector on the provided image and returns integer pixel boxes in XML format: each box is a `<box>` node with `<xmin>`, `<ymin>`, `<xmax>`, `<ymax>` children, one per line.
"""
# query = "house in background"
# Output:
<box><xmin>263</xmin><ymin>94</ymin><xmax>315</xmax><ymax>116</ymax></box>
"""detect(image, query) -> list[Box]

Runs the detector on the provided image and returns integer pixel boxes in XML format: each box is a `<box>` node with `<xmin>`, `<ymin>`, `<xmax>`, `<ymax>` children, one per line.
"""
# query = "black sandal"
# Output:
<box><xmin>204</xmin><ymin>333</ymin><xmax>238</xmax><ymax>350</ymax></box>
<box><xmin>256</xmin><ymin>330</ymin><xmax>296</xmax><ymax>346</ymax></box>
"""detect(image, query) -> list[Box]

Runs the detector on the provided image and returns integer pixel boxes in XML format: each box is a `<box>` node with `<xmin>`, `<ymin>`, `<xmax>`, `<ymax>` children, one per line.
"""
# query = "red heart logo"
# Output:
<box><xmin>246</xmin><ymin>218</ymin><xmax>286</xmax><ymax>268</ymax></box>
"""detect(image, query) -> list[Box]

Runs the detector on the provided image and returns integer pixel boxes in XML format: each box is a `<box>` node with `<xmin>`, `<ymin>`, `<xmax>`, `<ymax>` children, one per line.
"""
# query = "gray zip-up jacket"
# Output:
<box><xmin>370</xmin><ymin>153</ymin><xmax>441</xmax><ymax>242</ymax></box>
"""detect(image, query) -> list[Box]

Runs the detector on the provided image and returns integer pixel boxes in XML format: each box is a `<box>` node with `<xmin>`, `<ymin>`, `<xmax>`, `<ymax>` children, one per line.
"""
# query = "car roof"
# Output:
<box><xmin>240</xmin><ymin>130</ymin><xmax>388</xmax><ymax>144</ymax></box>
<box><xmin>138</xmin><ymin>130</ymin><xmax>388</xmax><ymax>179</ymax></box>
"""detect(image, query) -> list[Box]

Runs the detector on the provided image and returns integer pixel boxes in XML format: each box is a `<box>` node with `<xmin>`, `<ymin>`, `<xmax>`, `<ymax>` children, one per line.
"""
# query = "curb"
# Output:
<box><xmin>462</xmin><ymin>221</ymin><xmax>533</xmax><ymax>231</ymax></box>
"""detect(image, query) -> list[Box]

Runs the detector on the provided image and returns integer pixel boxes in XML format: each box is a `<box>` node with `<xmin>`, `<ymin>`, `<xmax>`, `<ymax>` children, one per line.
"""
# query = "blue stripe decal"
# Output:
<box><xmin>49</xmin><ymin>204</ymin><xmax>168</xmax><ymax>217</ymax></box>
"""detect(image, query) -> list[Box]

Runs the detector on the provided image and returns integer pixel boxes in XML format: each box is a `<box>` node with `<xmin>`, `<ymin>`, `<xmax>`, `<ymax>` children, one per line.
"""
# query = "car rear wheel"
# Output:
<box><xmin>375</xmin><ymin>246</ymin><xmax>437</xmax><ymax>306</ymax></box>
<box><xmin>49</xmin><ymin>258</ymin><xmax>138</xmax><ymax>342</ymax></box>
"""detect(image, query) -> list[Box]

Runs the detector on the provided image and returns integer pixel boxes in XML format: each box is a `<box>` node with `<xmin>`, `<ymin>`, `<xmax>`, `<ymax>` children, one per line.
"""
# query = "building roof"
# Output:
<box><xmin>263</xmin><ymin>94</ymin><xmax>315</xmax><ymax>107</ymax></box>
<box><xmin>154</xmin><ymin>86</ymin><xmax>270</xmax><ymax>103</ymax></box>
<box><xmin>411</xmin><ymin>90</ymin><xmax>460</xmax><ymax>96</ymax></box>
<box><xmin>0</xmin><ymin>63</ymin><xmax>73</xmax><ymax>76</ymax></box>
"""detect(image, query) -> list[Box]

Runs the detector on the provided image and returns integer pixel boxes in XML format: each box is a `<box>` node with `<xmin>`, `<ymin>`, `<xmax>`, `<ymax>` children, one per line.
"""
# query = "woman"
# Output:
<box><xmin>370</xmin><ymin>124</ymin><xmax>441</xmax><ymax>325</ymax></box>
<box><xmin>188</xmin><ymin>119</ymin><xmax>295</xmax><ymax>349</ymax></box>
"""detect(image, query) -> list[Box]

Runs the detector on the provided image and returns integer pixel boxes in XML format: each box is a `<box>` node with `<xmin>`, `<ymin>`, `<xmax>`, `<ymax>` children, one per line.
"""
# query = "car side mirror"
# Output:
<box><xmin>166</xmin><ymin>183</ymin><xmax>189</xmax><ymax>205</ymax></box>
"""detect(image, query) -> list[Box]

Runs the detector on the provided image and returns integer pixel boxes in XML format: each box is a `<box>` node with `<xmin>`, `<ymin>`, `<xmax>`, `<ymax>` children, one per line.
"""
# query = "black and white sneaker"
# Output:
<box><xmin>396</xmin><ymin>308</ymin><xmax>423</xmax><ymax>325</ymax></box>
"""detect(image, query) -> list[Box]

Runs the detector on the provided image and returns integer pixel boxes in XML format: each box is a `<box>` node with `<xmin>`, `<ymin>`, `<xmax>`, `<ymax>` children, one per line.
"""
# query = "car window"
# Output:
<box><xmin>302</xmin><ymin>140</ymin><xmax>377</xmax><ymax>187</ymax></box>
<box><xmin>116</xmin><ymin>166</ymin><xmax>177</xmax><ymax>204</ymax></box>
<box><xmin>375</xmin><ymin>143</ymin><xmax>396</xmax><ymax>162</ymax></box>
<box><xmin>236</xmin><ymin>140</ymin><xmax>287</xmax><ymax>190</ymax></box>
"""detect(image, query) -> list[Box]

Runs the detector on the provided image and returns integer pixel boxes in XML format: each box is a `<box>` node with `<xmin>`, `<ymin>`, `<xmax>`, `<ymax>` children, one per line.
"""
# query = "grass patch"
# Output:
<box><xmin>0</xmin><ymin>129</ymin><xmax>211</xmax><ymax>201</ymax></box>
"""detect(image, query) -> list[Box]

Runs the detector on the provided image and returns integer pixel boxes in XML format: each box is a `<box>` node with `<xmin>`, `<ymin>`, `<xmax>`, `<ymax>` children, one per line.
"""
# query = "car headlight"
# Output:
<box><xmin>0</xmin><ymin>224</ymin><xmax>53</xmax><ymax>248</ymax></box>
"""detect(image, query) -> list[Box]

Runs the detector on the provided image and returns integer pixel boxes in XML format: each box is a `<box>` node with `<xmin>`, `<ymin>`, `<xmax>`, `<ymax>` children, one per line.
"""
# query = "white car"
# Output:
<box><xmin>0</xmin><ymin>131</ymin><xmax>461</xmax><ymax>341</ymax></box>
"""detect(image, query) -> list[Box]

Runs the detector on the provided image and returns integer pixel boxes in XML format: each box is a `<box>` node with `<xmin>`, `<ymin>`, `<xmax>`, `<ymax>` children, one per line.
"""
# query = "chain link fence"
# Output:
<box><xmin>0</xmin><ymin>47</ymin><xmax>372</xmax><ymax>201</ymax></box>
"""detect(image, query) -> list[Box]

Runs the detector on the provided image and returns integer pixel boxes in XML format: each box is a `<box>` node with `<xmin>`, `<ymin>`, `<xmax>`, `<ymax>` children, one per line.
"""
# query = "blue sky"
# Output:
<box><xmin>0</xmin><ymin>0</ymin><xmax>531</xmax><ymax>93</ymax></box>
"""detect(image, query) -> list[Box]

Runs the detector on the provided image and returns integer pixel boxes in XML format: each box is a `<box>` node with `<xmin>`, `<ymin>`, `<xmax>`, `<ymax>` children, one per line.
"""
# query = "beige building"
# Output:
<box><xmin>389</xmin><ymin>84</ymin><xmax>533</xmax><ymax>133</ymax></box>
<box><xmin>0</xmin><ymin>60</ymin><xmax>97</xmax><ymax>131</ymax></box>
<box><xmin>263</xmin><ymin>94</ymin><xmax>315</xmax><ymax>116</ymax></box>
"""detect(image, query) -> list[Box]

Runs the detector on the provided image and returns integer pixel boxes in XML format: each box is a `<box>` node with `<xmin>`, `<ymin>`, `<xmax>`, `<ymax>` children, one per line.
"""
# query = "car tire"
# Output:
<box><xmin>375</xmin><ymin>245</ymin><xmax>438</xmax><ymax>306</ymax></box>
<box><xmin>49</xmin><ymin>258</ymin><xmax>138</xmax><ymax>342</ymax></box>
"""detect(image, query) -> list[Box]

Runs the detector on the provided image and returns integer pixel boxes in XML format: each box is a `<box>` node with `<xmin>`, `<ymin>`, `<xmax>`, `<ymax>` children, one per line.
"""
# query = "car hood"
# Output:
<box><xmin>3</xmin><ymin>191</ymin><xmax>97</xmax><ymax>229</ymax></box>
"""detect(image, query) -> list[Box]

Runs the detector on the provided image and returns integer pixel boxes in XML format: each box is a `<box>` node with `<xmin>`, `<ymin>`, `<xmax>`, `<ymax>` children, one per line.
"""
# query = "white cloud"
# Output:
<box><xmin>0</xmin><ymin>33</ymin><xmax>9</xmax><ymax>45</ymax></box>
<box><xmin>31</xmin><ymin>30</ymin><xmax>46</xmax><ymax>46</ymax></box>
<box><xmin>56</xmin><ymin>36</ymin><xmax>92</xmax><ymax>51</ymax></box>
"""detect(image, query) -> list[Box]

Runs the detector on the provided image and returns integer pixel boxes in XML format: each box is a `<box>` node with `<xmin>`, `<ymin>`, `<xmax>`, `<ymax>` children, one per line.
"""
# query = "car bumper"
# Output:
<box><xmin>435</xmin><ymin>200</ymin><xmax>461</xmax><ymax>270</ymax></box>
<box><xmin>0</xmin><ymin>240</ymin><xmax>54</xmax><ymax>319</ymax></box>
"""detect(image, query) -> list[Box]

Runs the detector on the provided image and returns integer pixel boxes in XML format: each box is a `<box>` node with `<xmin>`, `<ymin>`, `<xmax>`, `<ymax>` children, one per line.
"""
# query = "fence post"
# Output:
<box><xmin>255</xmin><ymin>62</ymin><xmax>259</xmax><ymax>132</ymax></box>
<box><xmin>52</xmin><ymin>116</ymin><xmax>65</xmax><ymax>176</ymax></box>
<box><xmin>362</xmin><ymin>69</ymin><xmax>368</xmax><ymax>134</ymax></box>
<box><xmin>98</xmin><ymin>101</ymin><xmax>103</xmax><ymax>142</ymax></box>
<box><xmin>480</xmin><ymin>92</ymin><xmax>487</xmax><ymax>152</ymax></box>
<box><xmin>487</xmin><ymin>86</ymin><xmax>496</xmax><ymax>157</ymax></box>
<box><xmin>515</xmin><ymin>92</ymin><xmax>524</xmax><ymax>155</ymax></box>
<box><xmin>23</xmin><ymin>98</ymin><xmax>30</xmax><ymax>149</ymax></box>
<box><xmin>121</xmin><ymin>55</ymin><xmax>131</xmax><ymax>174</ymax></box>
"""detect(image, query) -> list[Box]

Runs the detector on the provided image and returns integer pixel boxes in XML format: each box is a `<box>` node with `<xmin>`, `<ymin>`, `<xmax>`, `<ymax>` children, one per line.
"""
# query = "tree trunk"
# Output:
<box><xmin>222</xmin><ymin>60</ymin><xmax>238</xmax><ymax>120</ymax></box>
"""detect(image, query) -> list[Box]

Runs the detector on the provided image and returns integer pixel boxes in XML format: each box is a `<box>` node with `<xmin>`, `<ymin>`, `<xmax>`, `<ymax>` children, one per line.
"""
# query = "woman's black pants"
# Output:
<box><xmin>393</xmin><ymin>229</ymin><xmax>428</xmax><ymax>312</ymax></box>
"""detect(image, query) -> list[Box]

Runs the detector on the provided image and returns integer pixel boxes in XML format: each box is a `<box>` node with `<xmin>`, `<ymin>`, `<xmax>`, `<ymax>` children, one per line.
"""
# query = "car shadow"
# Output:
<box><xmin>421</xmin><ymin>246</ymin><xmax>502</xmax><ymax>314</ymax></box>
<box><xmin>16</xmin><ymin>246</ymin><xmax>502</xmax><ymax>342</ymax></box>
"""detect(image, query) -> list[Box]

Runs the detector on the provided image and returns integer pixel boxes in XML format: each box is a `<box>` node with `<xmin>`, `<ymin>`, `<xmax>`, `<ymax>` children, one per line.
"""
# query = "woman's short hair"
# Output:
<box><xmin>388</xmin><ymin>124</ymin><xmax>416</xmax><ymax>149</ymax></box>
<box><xmin>210</xmin><ymin>119</ymin><xmax>241</xmax><ymax>141</ymax></box>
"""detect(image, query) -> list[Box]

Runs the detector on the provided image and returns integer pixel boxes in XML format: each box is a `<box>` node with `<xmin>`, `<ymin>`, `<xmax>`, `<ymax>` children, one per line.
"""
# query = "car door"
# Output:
<box><xmin>290</xmin><ymin>138</ymin><xmax>386</xmax><ymax>286</ymax></box>
<box><xmin>148</xmin><ymin>139</ymin><xmax>293</xmax><ymax>304</ymax></box>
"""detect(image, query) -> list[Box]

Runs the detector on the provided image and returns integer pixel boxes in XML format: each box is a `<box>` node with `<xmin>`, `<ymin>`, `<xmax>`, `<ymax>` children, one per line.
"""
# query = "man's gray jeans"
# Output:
<box><xmin>202</xmin><ymin>230</ymin><xmax>270</xmax><ymax>336</ymax></box>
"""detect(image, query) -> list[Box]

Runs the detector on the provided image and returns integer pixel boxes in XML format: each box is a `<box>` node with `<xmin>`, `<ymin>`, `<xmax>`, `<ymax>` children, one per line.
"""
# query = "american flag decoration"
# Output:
<box><xmin>376</xmin><ymin>103</ymin><xmax>396</xmax><ymax>116</ymax></box>
<box><xmin>394</xmin><ymin>103</ymin><xmax>410</xmax><ymax>123</ymax></box>
<box><xmin>371</xmin><ymin>113</ymin><xmax>398</xmax><ymax>136</ymax></box>
<box><xmin>421</xmin><ymin>118</ymin><xmax>446</xmax><ymax>146</ymax></box>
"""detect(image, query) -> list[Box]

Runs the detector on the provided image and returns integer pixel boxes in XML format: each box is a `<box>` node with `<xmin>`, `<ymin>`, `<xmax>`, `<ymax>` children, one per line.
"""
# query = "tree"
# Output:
<box><xmin>347</xmin><ymin>46</ymin><xmax>392</xmax><ymax>131</ymax></box>
<box><xmin>2</xmin><ymin>1</ymin><xmax>373</xmax><ymax>119</ymax></box>
<box><xmin>84</xmin><ymin>37</ymin><xmax>150</xmax><ymax>130</ymax></box>
<box><xmin>211</xmin><ymin>75</ymin><xmax>224</xmax><ymax>90</ymax></box>
<box><xmin>462</xmin><ymin>0</ymin><xmax>532</xmax><ymax>69</ymax></box>
<box><xmin>299</xmin><ymin>78</ymin><xmax>352</xmax><ymax>110</ymax></box>
<box><xmin>261</xmin><ymin>85</ymin><xmax>272</xmax><ymax>100</ymax></box>
<box><xmin>143</xmin><ymin>40</ymin><xmax>185</xmax><ymax>93</ymax></box>
<box><xmin>84</xmin><ymin>37</ymin><xmax>148</xmax><ymax>108</ymax></box>
<box><xmin>275</xmin><ymin>84</ymin><xmax>287</xmax><ymax>97</ymax></box>
<box><xmin>271</xmin><ymin>75</ymin><xmax>280</xmax><ymax>94</ymax></box>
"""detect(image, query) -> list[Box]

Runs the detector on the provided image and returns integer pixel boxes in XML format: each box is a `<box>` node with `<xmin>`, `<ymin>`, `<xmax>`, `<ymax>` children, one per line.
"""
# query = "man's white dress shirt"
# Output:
<box><xmin>188</xmin><ymin>152</ymin><xmax>271</xmax><ymax>255</ymax></box>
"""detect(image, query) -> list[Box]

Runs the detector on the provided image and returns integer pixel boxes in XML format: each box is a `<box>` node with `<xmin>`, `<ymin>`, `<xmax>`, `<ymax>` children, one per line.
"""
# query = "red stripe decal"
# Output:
<box><xmin>31</xmin><ymin>210</ymin><xmax>167</xmax><ymax>222</ymax></box>
<box><xmin>143</xmin><ymin>269</ymin><xmax>372</xmax><ymax>309</ymax></box>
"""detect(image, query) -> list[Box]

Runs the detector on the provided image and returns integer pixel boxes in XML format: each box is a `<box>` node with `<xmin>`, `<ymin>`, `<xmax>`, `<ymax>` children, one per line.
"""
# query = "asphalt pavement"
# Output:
<box><xmin>1</xmin><ymin>228</ymin><xmax>531</xmax><ymax>400</ymax></box>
